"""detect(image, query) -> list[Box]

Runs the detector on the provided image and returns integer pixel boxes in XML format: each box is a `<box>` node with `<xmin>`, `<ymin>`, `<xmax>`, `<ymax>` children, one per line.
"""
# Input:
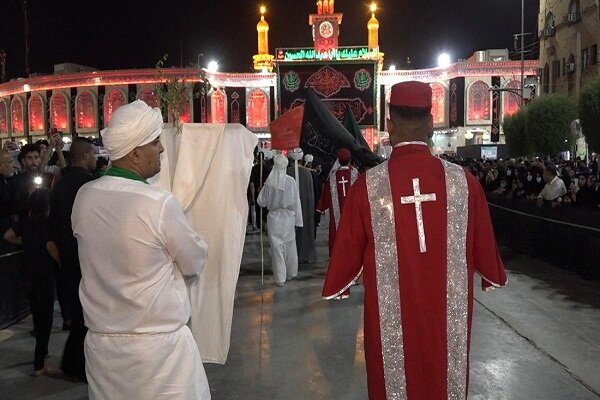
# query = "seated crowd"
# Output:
<box><xmin>441</xmin><ymin>155</ymin><xmax>600</xmax><ymax>210</ymax></box>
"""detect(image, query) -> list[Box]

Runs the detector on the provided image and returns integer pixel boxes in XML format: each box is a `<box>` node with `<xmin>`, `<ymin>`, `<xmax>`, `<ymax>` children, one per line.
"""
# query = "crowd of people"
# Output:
<box><xmin>442</xmin><ymin>155</ymin><xmax>600</xmax><ymax>210</ymax></box>
<box><xmin>0</xmin><ymin>133</ymin><xmax>103</xmax><ymax>379</ymax></box>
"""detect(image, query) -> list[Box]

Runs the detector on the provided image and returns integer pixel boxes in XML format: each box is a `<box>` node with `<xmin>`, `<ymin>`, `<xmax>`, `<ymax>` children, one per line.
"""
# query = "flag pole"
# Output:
<box><xmin>259</xmin><ymin>154</ymin><xmax>264</xmax><ymax>288</ymax></box>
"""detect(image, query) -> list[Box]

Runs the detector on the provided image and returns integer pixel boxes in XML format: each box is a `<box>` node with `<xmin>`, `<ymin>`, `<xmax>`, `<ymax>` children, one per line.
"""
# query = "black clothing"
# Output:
<box><xmin>10</xmin><ymin>171</ymin><xmax>53</xmax><ymax>222</ymax></box>
<box><xmin>16</xmin><ymin>214</ymin><xmax>57</xmax><ymax>372</ymax></box>
<box><xmin>49</xmin><ymin>166</ymin><xmax>93</xmax><ymax>380</ymax></box>
<box><xmin>250</xmin><ymin>162</ymin><xmax>271</xmax><ymax>229</ymax></box>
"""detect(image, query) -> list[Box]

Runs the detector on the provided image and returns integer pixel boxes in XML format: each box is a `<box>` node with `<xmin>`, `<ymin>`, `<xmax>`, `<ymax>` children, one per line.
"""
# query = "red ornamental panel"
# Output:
<box><xmin>138</xmin><ymin>88</ymin><xmax>159</xmax><ymax>108</ymax></box>
<box><xmin>211</xmin><ymin>90</ymin><xmax>227</xmax><ymax>123</ymax></box>
<box><xmin>468</xmin><ymin>80</ymin><xmax>491</xmax><ymax>121</ymax></box>
<box><xmin>363</xmin><ymin>127</ymin><xmax>374</xmax><ymax>151</ymax></box>
<box><xmin>29</xmin><ymin>95</ymin><xmax>45</xmax><ymax>132</ymax></box>
<box><xmin>247</xmin><ymin>89</ymin><xmax>268</xmax><ymax>129</ymax></box>
<box><xmin>51</xmin><ymin>93</ymin><xmax>69</xmax><ymax>131</ymax></box>
<box><xmin>430</xmin><ymin>83</ymin><xmax>446</xmax><ymax>128</ymax></box>
<box><xmin>76</xmin><ymin>91</ymin><xmax>96</xmax><ymax>130</ymax></box>
<box><xmin>11</xmin><ymin>97</ymin><xmax>24</xmax><ymax>134</ymax></box>
<box><xmin>503</xmin><ymin>80</ymin><xmax>521</xmax><ymax>118</ymax></box>
<box><xmin>177</xmin><ymin>99</ymin><xmax>191</xmax><ymax>124</ymax></box>
<box><xmin>104</xmin><ymin>89</ymin><xmax>127</xmax><ymax>127</ymax></box>
<box><xmin>0</xmin><ymin>101</ymin><xmax>8</xmax><ymax>134</ymax></box>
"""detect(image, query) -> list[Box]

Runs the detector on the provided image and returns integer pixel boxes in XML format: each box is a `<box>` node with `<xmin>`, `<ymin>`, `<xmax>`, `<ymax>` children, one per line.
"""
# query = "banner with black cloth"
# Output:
<box><xmin>300</xmin><ymin>89</ymin><xmax>382</xmax><ymax>172</ymax></box>
<box><xmin>487</xmin><ymin>194</ymin><xmax>600</xmax><ymax>280</ymax></box>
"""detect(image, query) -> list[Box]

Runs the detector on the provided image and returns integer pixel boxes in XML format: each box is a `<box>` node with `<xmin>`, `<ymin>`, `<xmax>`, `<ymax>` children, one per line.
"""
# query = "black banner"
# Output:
<box><xmin>278</xmin><ymin>61</ymin><xmax>377</xmax><ymax>127</ymax></box>
<box><xmin>225</xmin><ymin>88</ymin><xmax>246</xmax><ymax>125</ymax></box>
<box><xmin>491</xmin><ymin>76</ymin><xmax>501</xmax><ymax>143</ymax></box>
<box><xmin>300</xmin><ymin>89</ymin><xmax>381</xmax><ymax>173</ymax></box>
<box><xmin>449</xmin><ymin>77</ymin><xmax>465</xmax><ymax>128</ymax></box>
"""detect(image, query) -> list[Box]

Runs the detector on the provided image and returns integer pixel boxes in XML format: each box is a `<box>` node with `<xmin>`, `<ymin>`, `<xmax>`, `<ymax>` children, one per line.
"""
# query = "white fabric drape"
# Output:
<box><xmin>151</xmin><ymin>123</ymin><xmax>257</xmax><ymax>364</ymax></box>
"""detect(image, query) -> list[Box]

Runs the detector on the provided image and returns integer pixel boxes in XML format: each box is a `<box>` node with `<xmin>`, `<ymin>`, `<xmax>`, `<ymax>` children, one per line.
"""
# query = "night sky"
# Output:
<box><xmin>0</xmin><ymin>0</ymin><xmax>539</xmax><ymax>79</ymax></box>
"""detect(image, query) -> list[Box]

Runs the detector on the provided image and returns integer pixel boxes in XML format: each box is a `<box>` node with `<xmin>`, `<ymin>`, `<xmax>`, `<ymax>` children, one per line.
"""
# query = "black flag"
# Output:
<box><xmin>300</xmin><ymin>89</ymin><xmax>382</xmax><ymax>172</ymax></box>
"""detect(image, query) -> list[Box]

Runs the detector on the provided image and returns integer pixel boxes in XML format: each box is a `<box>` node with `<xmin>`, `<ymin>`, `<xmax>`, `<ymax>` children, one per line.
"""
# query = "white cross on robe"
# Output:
<box><xmin>339</xmin><ymin>176</ymin><xmax>349</xmax><ymax>197</ymax></box>
<box><xmin>400</xmin><ymin>178</ymin><xmax>437</xmax><ymax>253</ymax></box>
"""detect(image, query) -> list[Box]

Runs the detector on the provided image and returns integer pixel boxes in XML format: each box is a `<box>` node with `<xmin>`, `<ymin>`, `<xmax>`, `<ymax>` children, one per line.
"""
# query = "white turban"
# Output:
<box><xmin>304</xmin><ymin>154</ymin><xmax>314</xmax><ymax>163</ymax></box>
<box><xmin>101</xmin><ymin>100</ymin><xmax>163</xmax><ymax>161</ymax></box>
<box><xmin>264</xmin><ymin>154</ymin><xmax>289</xmax><ymax>190</ymax></box>
<box><xmin>290</xmin><ymin>147</ymin><xmax>304</xmax><ymax>161</ymax></box>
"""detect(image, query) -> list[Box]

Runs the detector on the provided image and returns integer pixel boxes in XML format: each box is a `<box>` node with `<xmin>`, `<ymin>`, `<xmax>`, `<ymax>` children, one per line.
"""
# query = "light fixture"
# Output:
<box><xmin>207</xmin><ymin>61</ymin><xmax>219</xmax><ymax>73</ymax></box>
<box><xmin>437</xmin><ymin>53</ymin><xmax>451</xmax><ymax>68</ymax></box>
<box><xmin>389</xmin><ymin>64</ymin><xmax>396</xmax><ymax>71</ymax></box>
<box><xmin>370</xmin><ymin>3</ymin><xmax>377</xmax><ymax>13</ymax></box>
<box><xmin>260</xmin><ymin>5</ymin><xmax>266</xmax><ymax>15</ymax></box>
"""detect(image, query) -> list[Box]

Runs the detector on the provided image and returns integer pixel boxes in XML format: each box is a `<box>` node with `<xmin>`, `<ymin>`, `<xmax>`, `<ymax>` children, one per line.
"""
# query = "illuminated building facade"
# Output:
<box><xmin>0</xmin><ymin>3</ymin><xmax>539</xmax><ymax>155</ymax></box>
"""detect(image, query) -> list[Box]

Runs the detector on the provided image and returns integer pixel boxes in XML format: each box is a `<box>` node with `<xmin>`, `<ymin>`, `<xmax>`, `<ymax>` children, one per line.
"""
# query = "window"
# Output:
<box><xmin>28</xmin><ymin>94</ymin><xmax>45</xmax><ymax>133</ymax></box>
<box><xmin>591</xmin><ymin>45</ymin><xmax>598</xmax><ymax>65</ymax></box>
<box><xmin>503</xmin><ymin>80</ymin><xmax>521</xmax><ymax>117</ymax></box>
<box><xmin>104</xmin><ymin>89</ymin><xmax>127</xmax><ymax>127</ymax></box>
<box><xmin>11</xmin><ymin>97</ymin><xmax>24</xmax><ymax>134</ymax></box>
<box><xmin>468</xmin><ymin>80</ymin><xmax>490</xmax><ymax>121</ymax></box>
<box><xmin>76</xmin><ymin>91</ymin><xmax>97</xmax><ymax>130</ymax></box>
<box><xmin>552</xmin><ymin>60</ymin><xmax>561</xmax><ymax>79</ymax></box>
<box><xmin>544</xmin><ymin>12</ymin><xmax>555</xmax><ymax>36</ymax></box>
<box><xmin>582</xmin><ymin>48</ymin><xmax>589</xmax><ymax>70</ymax></box>
<box><xmin>568</xmin><ymin>0</ymin><xmax>580</xmax><ymax>22</ymax></box>
<box><xmin>0</xmin><ymin>99</ymin><xmax>8</xmax><ymax>135</ymax></box>
<box><xmin>50</xmin><ymin>93</ymin><xmax>69</xmax><ymax>132</ymax></box>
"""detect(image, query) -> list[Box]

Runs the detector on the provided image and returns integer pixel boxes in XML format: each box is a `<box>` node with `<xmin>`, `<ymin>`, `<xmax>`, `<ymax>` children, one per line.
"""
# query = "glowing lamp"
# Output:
<box><xmin>207</xmin><ymin>61</ymin><xmax>219</xmax><ymax>73</ymax></box>
<box><xmin>437</xmin><ymin>53</ymin><xmax>451</xmax><ymax>68</ymax></box>
<box><xmin>61</xmin><ymin>123</ymin><xmax>66</xmax><ymax>129</ymax></box>
<box><xmin>370</xmin><ymin>3</ymin><xmax>377</xmax><ymax>13</ymax></box>
<box><xmin>33</xmin><ymin>176</ymin><xmax>43</xmax><ymax>186</ymax></box>
<box><xmin>389</xmin><ymin>65</ymin><xmax>396</xmax><ymax>71</ymax></box>
<box><xmin>260</xmin><ymin>5</ymin><xmax>266</xmax><ymax>15</ymax></box>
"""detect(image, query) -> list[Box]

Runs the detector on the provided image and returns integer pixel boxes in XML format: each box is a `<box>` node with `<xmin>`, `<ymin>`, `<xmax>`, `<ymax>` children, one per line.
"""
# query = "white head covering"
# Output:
<box><xmin>304</xmin><ymin>154</ymin><xmax>314</xmax><ymax>163</ymax></box>
<box><xmin>264</xmin><ymin>154</ymin><xmax>289</xmax><ymax>191</ymax></box>
<box><xmin>290</xmin><ymin>147</ymin><xmax>304</xmax><ymax>161</ymax></box>
<box><xmin>101</xmin><ymin>100</ymin><xmax>163</xmax><ymax>161</ymax></box>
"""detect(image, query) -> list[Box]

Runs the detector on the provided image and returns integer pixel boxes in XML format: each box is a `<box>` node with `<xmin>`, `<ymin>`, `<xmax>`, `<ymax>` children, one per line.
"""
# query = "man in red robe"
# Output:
<box><xmin>316</xmin><ymin>148</ymin><xmax>359</xmax><ymax>255</ymax></box>
<box><xmin>322</xmin><ymin>81</ymin><xmax>507</xmax><ymax>400</ymax></box>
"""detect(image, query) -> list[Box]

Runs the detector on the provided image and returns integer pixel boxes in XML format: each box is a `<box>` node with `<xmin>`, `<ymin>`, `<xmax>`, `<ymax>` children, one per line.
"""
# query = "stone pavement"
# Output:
<box><xmin>1</xmin><ymin>225</ymin><xmax>599</xmax><ymax>399</ymax></box>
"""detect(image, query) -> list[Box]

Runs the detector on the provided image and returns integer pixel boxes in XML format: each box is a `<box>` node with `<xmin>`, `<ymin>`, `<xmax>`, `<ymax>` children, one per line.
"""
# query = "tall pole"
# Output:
<box><xmin>23</xmin><ymin>0</ymin><xmax>30</xmax><ymax>77</ymax></box>
<box><xmin>520</xmin><ymin>0</ymin><xmax>525</xmax><ymax>105</ymax></box>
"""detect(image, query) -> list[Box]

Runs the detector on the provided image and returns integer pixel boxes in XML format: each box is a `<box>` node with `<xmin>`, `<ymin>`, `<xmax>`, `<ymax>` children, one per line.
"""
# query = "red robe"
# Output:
<box><xmin>316</xmin><ymin>166</ymin><xmax>358</xmax><ymax>254</ymax></box>
<box><xmin>322</xmin><ymin>144</ymin><xmax>506</xmax><ymax>400</ymax></box>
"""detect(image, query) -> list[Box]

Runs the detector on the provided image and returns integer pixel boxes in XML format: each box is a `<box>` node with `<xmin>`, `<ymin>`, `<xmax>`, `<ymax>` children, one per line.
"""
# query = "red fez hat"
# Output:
<box><xmin>389</xmin><ymin>81</ymin><xmax>432</xmax><ymax>108</ymax></box>
<box><xmin>337</xmin><ymin>148</ymin><xmax>351</xmax><ymax>162</ymax></box>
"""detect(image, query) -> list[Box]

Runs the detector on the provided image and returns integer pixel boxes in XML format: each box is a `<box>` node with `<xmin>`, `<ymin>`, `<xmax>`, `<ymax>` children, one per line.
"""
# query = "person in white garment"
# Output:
<box><xmin>72</xmin><ymin>100</ymin><xmax>211</xmax><ymax>400</ymax></box>
<box><xmin>257</xmin><ymin>154</ymin><xmax>303</xmax><ymax>286</ymax></box>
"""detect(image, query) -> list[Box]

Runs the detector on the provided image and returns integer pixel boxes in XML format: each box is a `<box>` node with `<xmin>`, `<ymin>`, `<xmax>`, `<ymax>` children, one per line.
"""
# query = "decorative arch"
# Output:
<box><xmin>230</xmin><ymin>91</ymin><xmax>241</xmax><ymax>124</ymax></box>
<box><xmin>210</xmin><ymin>89</ymin><xmax>227</xmax><ymax>123</ymax></box>
<box><xmin>0</xmin><ymin>99</ymin><xmax>9</xmax><ymax>135</ymax></box>
<box><xmin>467</xmin><ymin>80</ymin><xmax>491</xmax><ymax>122</ymax></box>
<box><xmin>137</xmin><ymin>88</ymin><xmax>159</xmax><ymax>108</ymax></box>
<box><xmin>430</xmin><ymin>83</ymin><xmax>446</xmax><ymax>128</ymax></box>
<box><xmin>503</xmin><ymin>80</ymin><xmax>521</xmax><ymax>117</ymax></box>
<box><xmin>104</xmin><ymin>89</ymin><xmax>127</xmax><ymax>127</ymax></box>
<box><xmin>28</xmin><ymin>94</ymin><xmax>45</xmax><ymax>133</ymax></box>
<box><xmin>75</xmin><ymin>90</ymin><xmax>97</xmax><ymax>131</ymax></box>
<box><xmin>50</xmin><ymin>92</ymin><xmax>70</xmax><ymax>132</ymax></box>
<box><xmin>11</xmin><ymin>97</ymin><xmax>25</xmax><ymax>135</ymax></box>
<box><xmin>246</xmin><ymin>88</ymin><xmax>269</xmax><ymax>129</ymax></box>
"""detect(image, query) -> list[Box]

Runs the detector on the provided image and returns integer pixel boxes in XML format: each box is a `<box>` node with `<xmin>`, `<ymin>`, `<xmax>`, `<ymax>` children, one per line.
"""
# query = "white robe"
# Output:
<box><xmin>152</xmin><ymin>123</ymin><xmax>257</xmax><ymax>364</ymax></box>
<box><xmin>73</xmin><ymin>176</ymin><xmax>210</xmax><ymax>399</ymax></box>
<box><xmin>257</xmin><ymin>175</ymin><xmax>303</xmax><ymax>283</ymax></box>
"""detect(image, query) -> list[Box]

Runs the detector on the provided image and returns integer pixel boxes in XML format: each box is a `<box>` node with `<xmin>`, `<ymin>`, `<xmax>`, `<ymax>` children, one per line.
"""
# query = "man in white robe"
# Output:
<box><xmin>72</xmin><ymin>100</ymin><xmax>210</xmax><ymax>400</ymax></box>
<box><xmin>258</xmin><ymin>155</ymin><xmax>303</xmax><ymax>286</ymax></box>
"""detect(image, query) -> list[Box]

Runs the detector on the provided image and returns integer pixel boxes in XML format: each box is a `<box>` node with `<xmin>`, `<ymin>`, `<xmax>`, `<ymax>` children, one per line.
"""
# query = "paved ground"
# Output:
<box><xmin>1</xmin><ymin>224</ymin><xmax>599</xmax><ymax>399</ymax></box>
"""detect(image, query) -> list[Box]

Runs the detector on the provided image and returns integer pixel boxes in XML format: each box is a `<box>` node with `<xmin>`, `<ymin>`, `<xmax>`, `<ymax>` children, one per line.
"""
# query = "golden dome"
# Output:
<box><xmin>257</xmin><ymin>16</ymin><xmax>269</xmax><ymax>32</ymax></box>
<box><xmin>368</xmin><ymin>15</ymin><xmax>379</xmax><ymax>30</ymax></box>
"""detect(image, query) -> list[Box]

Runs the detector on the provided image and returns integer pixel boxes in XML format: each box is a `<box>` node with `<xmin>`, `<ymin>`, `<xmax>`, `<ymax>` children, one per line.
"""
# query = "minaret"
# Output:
<box><xmin>253</xmin><ymin>6</ymin><xmax>274</xmax><ymax>72</ymax></box>
<box><xmin>367</xmin><ymin>3</ymin><xmax>379</xmax><ymax>51</ymax></box>
<box><xmin>367</xmin><ymin>3</ymin><xmax>384</xmax><ymax>71</ymax></box>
